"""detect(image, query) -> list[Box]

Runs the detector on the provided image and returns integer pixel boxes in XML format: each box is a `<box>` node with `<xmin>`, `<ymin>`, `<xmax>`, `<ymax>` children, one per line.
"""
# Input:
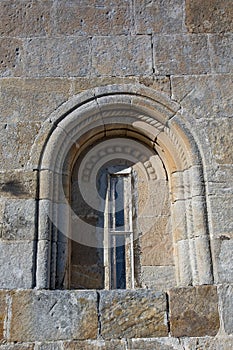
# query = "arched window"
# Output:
<box><xmin>33</xmin><ymin>84</ymin><xmax>213</xmax><ymax>290</ymax></box>
<box><xmin>69</xmin><ymin>137</ymin><xmax>173</xmax><ymax>290</ymax></box>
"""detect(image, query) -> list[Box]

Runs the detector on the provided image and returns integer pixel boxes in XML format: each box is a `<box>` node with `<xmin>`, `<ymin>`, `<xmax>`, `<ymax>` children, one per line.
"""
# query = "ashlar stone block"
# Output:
<box><xmin>153</xmin><ymin>34</ymin><xmax>211</xmax><ymax>75</ymax></box>
<box><xmin>0</xmin><ymin>291</ymin><xmax>7</xmax><ymax>341</ymax></box>
<box><xmin>169</xmin><ymin>286</ymin><xmax>220</xmax><ymax>337</ymax></box>
<box><xmin>186</xmin><ymin>0</ymin><xmax>233</xmax><ymax>33</ymax></box>
<box><xmin>0</xmin><ymin>345</ymin><xmax>34</xmax><ymax>350</ymax></box>
<box><xmin>0</xmin><ymin>241</ymin><xmax>34</xmax><ymax>289</ymax></box>
<box><xmin>127</xmin><ymin>337</ymin><xmax>182</xmax><ymax>350</ymax></box>
<box><xmin>0</xmin><ymin>39</ymin><xmax>24</xmax><ymax>77</ymax></box>
<box><xmin>209</xmin><ymin>34</ymin><xmax>233</xmax><ymax>73</ymax></box>
<box><xmin>135</xmin><ymin>0</ymin><xmax>184</xmax><ymax>34</ymax></box>
<box><xmin>0</xmin><ymin>170</ymin><xmax>37</xmax><ymax>199</ymax></box>
<box><xmin>56</xmin><ymin>1</ymin><xmax>130</xmax><ymax>36</ymax></box>
<box><xmin>203</xmin><ymin>117</ymin><xmax>233</xmax><ymax>162</ymax></box>
<box><xmin>171</xmin><ymin>75</ymin><xmax>233</xmax><ymax>119</ymax></box>
<box><xmin>63</xmin><ymin>340</ymin><xmax>127</xmax><ymax>350</ymax></box>
<box><xmin>0</xmin><ymin>78</ymin><xmax>72</xmax><ymax>123</ymax></box>
<box><xmin>99</xmin><ymin>289</ymin><xmax>168</xmax><ymax>339</ymax></box>
<box><xmin>10</xmin><ymin>290</ymin><xmax>98</xmax><ymax>342</ymax></box>
<box><xmin>0</xmin><ymin>198</ymin><xmax>36</xmax><ymax>241</ymax></box>
<box><xmin>92</xmin><ymin>35</ymin><xmax>152</xmax><ymax>76</ymax></box>
<box><xmin>0</xmin><ymin>122</ymin><xmax>41</xmax><ymax>170</ymax></box>
<box><xmin>25</xmin><ymin>38</ymin><xmax>91</xmax><ymax>77</ymax></box>
<box><xmin>0</xmin><ymin>0</ymin><xmax>53</xmax><ymax>37</ymax></box>
<box><xmin>218</xmin><ymin>285</ymin><xmax>233</xmax><ymax>335</ymax></box>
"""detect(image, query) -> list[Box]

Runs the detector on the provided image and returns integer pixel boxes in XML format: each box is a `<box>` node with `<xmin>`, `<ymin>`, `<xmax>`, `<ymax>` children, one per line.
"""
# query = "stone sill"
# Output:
<box><xmin>0</xmin><ymin>286</ymin><xmax>222</xmax><ymax>343</ymax></box>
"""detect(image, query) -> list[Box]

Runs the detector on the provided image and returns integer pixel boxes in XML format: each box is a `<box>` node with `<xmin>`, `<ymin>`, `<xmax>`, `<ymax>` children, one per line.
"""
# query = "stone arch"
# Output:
<box><xmin>31</xmin><ymin>84</ymin><xmax>213</xmax><ymax>289</ymax></box>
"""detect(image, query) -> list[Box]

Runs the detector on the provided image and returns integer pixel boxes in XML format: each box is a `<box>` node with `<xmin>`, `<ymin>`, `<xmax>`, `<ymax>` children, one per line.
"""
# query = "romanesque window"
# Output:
<box><xmin>104</xmin><ymin>166</ymin><xmax>135</xmax><ymax>289</ymax></box>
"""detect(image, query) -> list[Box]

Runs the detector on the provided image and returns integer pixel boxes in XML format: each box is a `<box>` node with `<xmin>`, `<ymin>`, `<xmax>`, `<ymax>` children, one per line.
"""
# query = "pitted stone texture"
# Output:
<box><xmin>56</xmin><ymin>1</ymin><xmax>130</xmax><ymax>36</ymax></box>
<box><xmin>186</xmin><ymin>0</ymin><xmax>233</xmax><ymax>33</ymax></box>
<box><xmin>10</xmin><ymin>290</ymin><xmax>98</xmax><ymax>342</ymax></box>
<box><xmin>0</xmin><ymin>78</ymin><xmax>71</xmax><ymax>122</ymax></box>
<box><xmin>0</xmin><ymin>122</ymin><xmax>41</xmax><ymax>170</ymax></box>
<box><xmin>0</xmin><ymin>171</ymin><xmax>37</xmax><ymax>199</ymax></box>
<box><xmin>141</xmin><ymin>266</ymin><xmax>176</xmax><ymax>291</ymax></box>
<box><xmin>25</xmin><ymin>38</ymin><xmax>91</xmax><ymax>77</ymax></box>
<box><xmin>92</xmin><ymin>36</ymin><xmax>152</xmax><ymax>76</ymax></box>
<box><xmin>73</xmin><ymin>76</ymin><xmax>171</xmax><ymax>95</ymax></box>
<box><xmin>169</xmin><ymin>286</ymin><xmax>220</xmax><ymax>337</ymax></box>
<box><xmin>209</xmin><ymin>195</ymin><xmax>233</xmax><ymax>239</ymax></box>
<box><xmin>0</xmin><ymin>291</ymin><xmax>7</xmax><ymax>340</ymax></box>
<box><xmin>128</xmin><ymin>337</ymin><xmax>182</xmax><ymax>349</ymax></box>
<box><xmin>140</xmin><ymin>216</ymin><xmax>173</xmax><ymax>266</ymax></box>
<box><xmin>0</xmin><ymin>242</ymin><xmax>34</xmax><ymax>289</ymax></box>
<box><xmin>171</xmin><ymin>75</ymin><xmax>233</xmax><ymax>119</ymax></box>
<box><xmin>0</xmin><ymin>0</ymin><xmax>53</xmax><ymax>37</ymax></box>
<box><xmin>135</xmin><ymin>0</ymin><xmax>184</xmax><ymax>34</ymax></box>
<box><xmin>207</xmin><ymin>119</ymin><xmax>233</xmax><ymax>164</ymax></box>
<box><xmin>0</xmin><ymin>345</ymin><xmax>34</xmax><ymax>350</ymax></box>
<box><xmin>153</xmin><ymin>34</ymin><xmax>211</xmax><ymax>75</ymax></box>
<box><xmin>218</xmin><ymin>285</ymin><xmax>233</xmax><ymax>335</ymax></box>
<box><xmin>0</xmin><ymin>199</ymin><xmax>36</xmax><ymax>240</ymax></box>
<box><xmin>99</xmin><ymin>289</ymin><xmax>167</xmax><ymax>339</ymax></box>
<box><xmin>63</xmin><ymin>340</ymin><xmax>127</xmax><ymax>350</ymax></box>
<box><xmin>213</xmin><ymin>237</ymin><xmax>233</xmax><ymax>284</ymax></box>
<box><xmin>35</xmin><ymin>344</ymin><xmax>62</xmax><ymax>350</ymax></box>
<box><xmin>209</xmin><ymin>34</ymin><xmax>233</xmax><ymax>73</ymax></box>
<box><xmin>0</xmin><ymin>39</ymin><xmax>24</xmax><ymax>77</ymax></box>
<box><xmin>181</xmin><ymin>336</ymin><xmax>233</xmax><ymax>349</ymax></box>
<box><xmin>207</xmin><ymin>165</ymin><xmax>233</xmax><ymax>196</ymax></box>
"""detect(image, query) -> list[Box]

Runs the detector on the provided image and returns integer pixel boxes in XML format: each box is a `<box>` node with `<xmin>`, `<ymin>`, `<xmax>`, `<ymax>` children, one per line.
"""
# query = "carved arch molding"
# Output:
<box><xmin>30</xmin><ymin>84</ymin><xmax>213</xmax><ymax>289</ymax></box>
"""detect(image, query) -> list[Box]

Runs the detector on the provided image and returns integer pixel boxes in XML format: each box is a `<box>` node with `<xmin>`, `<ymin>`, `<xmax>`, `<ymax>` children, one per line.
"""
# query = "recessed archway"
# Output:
<box><xmin>30</xmin><ymin>84</ymin><xmax>213</xmax><ymax>289</ymax></box>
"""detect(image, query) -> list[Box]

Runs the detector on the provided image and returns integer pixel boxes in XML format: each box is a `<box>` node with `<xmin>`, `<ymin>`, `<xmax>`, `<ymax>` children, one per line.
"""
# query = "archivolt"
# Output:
<box><xmin>30</xmin><ymin>84</ymin><xmax>213</xmax><ymax>289</ymax></box>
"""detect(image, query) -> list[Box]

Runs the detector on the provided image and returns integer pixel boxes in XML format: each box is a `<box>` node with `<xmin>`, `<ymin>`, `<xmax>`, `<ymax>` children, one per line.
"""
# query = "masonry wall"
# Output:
<box><xmin>0</xmin><ymin>0</ymin><xmax>232</xmax><ymax>348</ymax></box>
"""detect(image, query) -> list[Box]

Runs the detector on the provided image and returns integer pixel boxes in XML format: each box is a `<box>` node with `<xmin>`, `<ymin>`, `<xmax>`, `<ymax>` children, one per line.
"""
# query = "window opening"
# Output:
<box><xmin>104</xmin><ymin>167</ymin><xmax>134</xmax><ymax>289</ymax></box>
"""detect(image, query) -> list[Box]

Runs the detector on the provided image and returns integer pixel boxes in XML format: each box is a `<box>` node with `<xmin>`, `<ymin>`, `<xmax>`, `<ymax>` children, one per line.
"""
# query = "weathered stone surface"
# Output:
<box><xmin>206</xmin><ymin>165</ymin><xmax>233</xmax><ymax>196</ymax></box>
<box><xmin>0</xmin><ymin>242</ymin><xmax>34</xmax><ymax>289</ymax></box>
<box><xmin>56</xmin><ymin>1</ymin><xmax>130</xmax><ymax>36</ymax></box>
<box><xmin>206</xmin><ymin>119</ymin><xmax>233</xmax><ymax>164</ymax></box>
<box><xmin>153</xmin><ymin>34</ymin><xmax>211</xmax><ymax>75</ymax></box>
<box><xmin>0</xmin><ymin>291</ymin><xmax>7</xmax><ymax>340</ymax></box>
<box><xmin>10</xmin><ymin>290</ymin><xmax>98</xmax><ymax>342</ymax></box>
<box><xmin>128</xmin><ymin>337</ymin><xmax>182</xmax><ymax>350</ymax></box>
<box><xmin>218</xmin><ymin>285</ymin><xmax>233</xmax><ymax>335</ymax></box>
<box><xmin>135</xmin><ymin>0</ymin><xmax>184</xmax><ymax>34</ymax></box>
<box><xmin>63</xmin><ymin>340</ymin><xmax>127</xmax><ymax>350</ymax></box>
<box><xmin>35</xmin><ymin>342</ymin><xmax>63</xmax><ymax>350</ymax></box>
<box><xmin>171</xmin><ymin>75</ymin><xmax>233</xmax><ymax>119</ymax></box>
<box><xmin>24</xmin><ymin>38</ymin><xmax>91</xmax><ymax>77</ymax></box>
<box><xmin>99</xmin><ymin>289</ymin><xmax>168</xmax><ymax>339</ymax></box>
<box><xmin>209</xmin><ymin>34</ymin><xmax>233</xmax><ymax>73</ymax></box>
<box><xmin>209</xmin><ymin>195</ymin><xmax>233</xmax><ymax>240</ymax></box>
<box><xmin>73</xmin><ymin>76</ymin><xmax>171</xmax><ymax>95</ymax></box>
<box><xmin>169</xmin><ymin>286</ymin><xmax>220</xmax><ymax>337</ymax></box>
<box><xmin>92</xmin><ymin>35</ymin><xmax>152</xmax><ymax>76</ymax></box>
<box><xmin>140</xmin><ymin>216</ymin><xmax>173</xmax><ymax>266</ymax></box>
<box><xmin>0</xmin><ymin>39</ymin><xmax>24</xmax><ymax>77</ymax></box>
<box><xmin>216</xmin><ymin>238</ymin><xmax>233</xmax><ymax>283</ymax></box>
<box><xmin>0</xmin><ymin>122</ymin><xmax>41</xmax><ymax>170</ymax></box>
<box><xmin>0</xmin><ymin>170</ymin><xmax>37</xmax><ymax>199</ymax></box>
<box><xmin>0</xmin><ymin>0</ymin><xmax>53</xmax><ymax>37</ymax></box>
<box><xmin>181</xmin><ymin>336</ymin><xmax>233</xmax><ymax>350</ymax></box>
<box><xmin>141</xmin><ymin>266</ymin><xmax>176</xmax><ymax>291</ymax></box>
<box><xmin>0</xmin><ymin>198</ymin><xmax>36</xmax><ymax>240</ymax></box>
<box><xmin>0</xmin><ymin>345</ymin><xmax>34</xmax><ymax>350</ymax></box>
<box><xmin>0</xmin><ymin>78</ymin><xmax>71</xmax><ymax>122</ymax></box>
<box><xmin>185</xmin><ymin>0</ymin><xmax>233</xmax><ymax>33</ymax></box>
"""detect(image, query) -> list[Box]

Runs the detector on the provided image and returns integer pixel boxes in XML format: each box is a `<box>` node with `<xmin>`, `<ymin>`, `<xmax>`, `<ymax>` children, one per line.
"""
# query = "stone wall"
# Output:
<box><xmin>0</xmin><ymin>0</ymin><xmax>232</xmax><ymax>348</ymax></box>
<box><xmin>0</xmin><ymin>286</ymin><xmax>232</xmax><ymax>349</ymax></box>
